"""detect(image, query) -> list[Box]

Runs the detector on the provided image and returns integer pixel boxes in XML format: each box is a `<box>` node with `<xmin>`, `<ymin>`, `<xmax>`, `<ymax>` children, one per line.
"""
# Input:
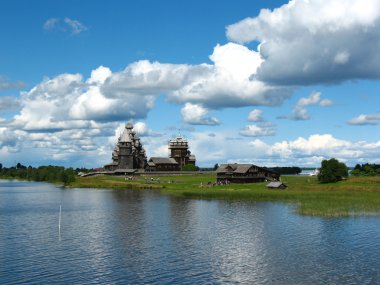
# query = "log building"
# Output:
<box><xmin>104</xmin><ymin>123</ymin><xmax>147</xmax><ymax>172</ymax></box>
<box><xmin>104</xmin><ymin>124</ymin><xmax>196</xmax><ymax>172</ymax></box>
<box><xmin>147</xmin><ymin>157</ymin><xmax>180</xmax><ymax>171</ymax></box>
<box><xmin>216</xmin><ymin>164</ymin><xmax>280</xmax><ymax>183</ymax></box>
<box><xmin>168</xmin><ymin>135</ymin><xmax>196</xmax><ymax>168</ymax></box>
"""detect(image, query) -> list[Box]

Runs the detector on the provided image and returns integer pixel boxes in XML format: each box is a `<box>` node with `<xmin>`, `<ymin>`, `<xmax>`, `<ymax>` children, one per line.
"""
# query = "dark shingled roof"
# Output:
<box><xmin>149</xmin><ymin>157</ymin><xmax>178</xmax><ymax>165</ymax></box>
<box><xmin>216</xmin><ymin>164</ymin><xmax>254</xmax><ymax>174</ymax></box>
<box><xmin>217</xmin><ymin>163</ymin><xmax>279</xmax><ymax>175</ymax></box>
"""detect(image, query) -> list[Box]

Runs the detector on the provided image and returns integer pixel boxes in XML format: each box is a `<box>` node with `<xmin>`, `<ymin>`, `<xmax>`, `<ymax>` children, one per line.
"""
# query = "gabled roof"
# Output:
<box><xmin>149</xmin><ymin>157</ymin><xmax>178</xmax><ymax>165</ymax></box>
<box><xmin>267</xmin><ymin>182</ymin><xmax>287</xmax><ymax>188</ymax></box>
<box><xmin>216</xmin><ymin>164</ymin><xmax>254</xmax><ymax>174</ymax></box>
<box><xmin>217</xmin><ymin>163</ymin><xmax>280</xmax><ymax>175</ymax></box>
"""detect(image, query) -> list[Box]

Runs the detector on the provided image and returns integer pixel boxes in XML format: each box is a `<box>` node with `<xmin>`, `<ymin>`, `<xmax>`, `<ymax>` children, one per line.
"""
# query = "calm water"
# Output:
<box><xmin>1</xmin><ymin>180</ymin><xmax>380</xmax><ymax>284</ymax></box>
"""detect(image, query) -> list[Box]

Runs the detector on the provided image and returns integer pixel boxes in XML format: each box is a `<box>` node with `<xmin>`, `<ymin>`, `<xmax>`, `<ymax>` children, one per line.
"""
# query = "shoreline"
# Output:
<box><xmin>3</xmin><ymin>174</ymin><xmax>380</xmax><ymax>217</ymax></box>
<box><xmin>69</xmin><ymin>174</ymin><xmax>380</xmax><ymax>217</ymax></box>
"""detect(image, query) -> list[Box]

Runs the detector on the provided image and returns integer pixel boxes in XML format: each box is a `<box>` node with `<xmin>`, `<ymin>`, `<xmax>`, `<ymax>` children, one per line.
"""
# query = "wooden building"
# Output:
<box><xmin>216</xmin><ymin>163</ymin><xmax>280</xmax><ymax>183</ymax></box>
<box><xmin>169</xmin><ymin>134</ymin><xmax>196</xmax><ymax>168</ymax></box>
<box><xmin>104</xmin><ymin>125</ymin><xmax>196</xmax><ymax>173</ymax></box>
<box><xmin>147</xmin><ymin>157</ymin><xmax>180</xmax><ymax>172</ymax></box>
<box><xmin>104</xmin><ymin>123</ymin><xmax>147</xmax><ymax>171</ymax></box>
<box><xmin>266</xmin><ymin>181</ymin><xmax>287</xmax><ymax>190</ymax></box>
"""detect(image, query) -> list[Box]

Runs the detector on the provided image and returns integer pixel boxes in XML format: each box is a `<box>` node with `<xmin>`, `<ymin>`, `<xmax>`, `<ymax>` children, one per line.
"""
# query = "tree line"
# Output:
<box><xmin>317</xmin><ymin>159</ymin><xmax>380</xmax><ymax>183</ymax></box>
<box><xmin>0</xmin><ymin>163</ymin><xmax>76</xmax><ymax>185</ymax></box>
<box><xmin>351</xmin><ymin>163</ymin><xmax>380</xmax><ymax>176</ymax></box>
<box><xmin>268</xmin><ymin>167</ymin><xmax>302</xmax><ymax>175</ymax></box>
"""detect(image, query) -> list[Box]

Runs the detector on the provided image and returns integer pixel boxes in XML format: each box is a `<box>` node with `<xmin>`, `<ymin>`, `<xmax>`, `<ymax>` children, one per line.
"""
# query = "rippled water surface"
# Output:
<box><xmin>1</xmin><ymin>179</ymin><xmax>380</xmax><ymax>284</ymax></box>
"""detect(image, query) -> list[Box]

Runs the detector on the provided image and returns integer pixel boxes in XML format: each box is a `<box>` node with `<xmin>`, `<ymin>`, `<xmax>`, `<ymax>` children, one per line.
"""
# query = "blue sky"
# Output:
<box><xmin>1</xmin><ymin>0</ymin><xmax>380</xmax><ymax>168</ymax></box>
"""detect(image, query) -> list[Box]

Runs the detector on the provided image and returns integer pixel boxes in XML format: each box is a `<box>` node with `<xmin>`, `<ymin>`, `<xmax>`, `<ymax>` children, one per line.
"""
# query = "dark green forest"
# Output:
<box><xmin>351</xmin><ymin>163</ymin><xmax>380</xmax><ymax>176</ymax></box>
<box><xmin>0</xmin><ymin>163</ymin><xmax>76</xmax><ymax>185</ymax></box>
<box><xmin>268</xmin><ymin>167</ymin><xmax>302</xmax><ymax>175</ymax></box>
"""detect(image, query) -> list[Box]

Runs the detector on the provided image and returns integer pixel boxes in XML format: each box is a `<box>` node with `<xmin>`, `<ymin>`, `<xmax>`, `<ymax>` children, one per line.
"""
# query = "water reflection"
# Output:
<box><xmin>1</xmin><ymin>181</ymin><xmax>380</xmax><ymax>284</ymax></box>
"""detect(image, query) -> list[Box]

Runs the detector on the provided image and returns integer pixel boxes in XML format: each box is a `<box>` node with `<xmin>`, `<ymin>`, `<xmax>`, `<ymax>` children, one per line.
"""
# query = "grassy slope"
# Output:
<box><xmin>72</xmin><ymin>173</ymin><xmax>380</xmax><ymax>217</ymax></box>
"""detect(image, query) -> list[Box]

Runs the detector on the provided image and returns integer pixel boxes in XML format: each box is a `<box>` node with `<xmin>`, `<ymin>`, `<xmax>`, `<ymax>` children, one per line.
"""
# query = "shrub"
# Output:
<box><xmin>182</xmin><ymin>164</ymin><xmax>198</xmax><ymax>171</ymax></box>
<box><xmin>318</xmin><ymin>158</ymin><xmax>348</xmax><ymax>183</ymax></box>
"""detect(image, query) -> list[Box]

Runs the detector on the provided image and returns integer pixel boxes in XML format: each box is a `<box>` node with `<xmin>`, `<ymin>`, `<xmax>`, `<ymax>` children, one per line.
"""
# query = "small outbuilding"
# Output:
<box><xmin>266</xmin><ymin>181</ymin><xmax>287</xmax><ymax>190</ymax></box>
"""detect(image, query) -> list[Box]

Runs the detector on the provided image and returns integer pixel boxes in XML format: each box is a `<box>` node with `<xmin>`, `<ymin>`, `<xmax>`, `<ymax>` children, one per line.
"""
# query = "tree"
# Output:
<box><xmin>16</xmin><ymin>162</ymin><xmax>26</xmax><ymax>169</ymax></box>
<box><xmin>363</xmin><ymin>165</ymin><xmax>376</xmax><ymax>176</ymax></box>
<box><xmin>353</xmin><ymin>164</ymin><xmax>362</xmax><ymax>171</ymax></box>
<box><xmin>213</xmin><ymin>163</ymin><xmax>219</xmax><ymax>171</ymax></box>
<box><xmin>61</xmin><ymin>168</ymin><xmax>76</xmax><ymax>185</ymax></box>
<box><xmin>182</xmin><ymin>164</ymin><xmax>198</xmax><ymax>171</ymax></box>
<box><xmin>350</xmin><ymin>169</ymin><xmax>361</xmax><ymax>176</ymax></box>
<box><xmin>318</xmin><ymin>158</ymin><xmax>348</xmax><ymax>183</ymax></box>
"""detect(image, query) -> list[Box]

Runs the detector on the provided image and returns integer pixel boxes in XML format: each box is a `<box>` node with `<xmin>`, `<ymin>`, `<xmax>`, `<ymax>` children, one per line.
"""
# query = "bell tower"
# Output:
<box><xmin>168</xmin><ymin>131</ymin><xmax>191</xmax><ymax>168</ymax></box>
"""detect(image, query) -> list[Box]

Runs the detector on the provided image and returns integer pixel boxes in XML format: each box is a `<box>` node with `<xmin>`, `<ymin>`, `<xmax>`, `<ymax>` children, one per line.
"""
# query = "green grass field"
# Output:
<box><xmin>72</xmin><ymin>173</ymin><xmax>380</xmax><ymax>217</ymax></box>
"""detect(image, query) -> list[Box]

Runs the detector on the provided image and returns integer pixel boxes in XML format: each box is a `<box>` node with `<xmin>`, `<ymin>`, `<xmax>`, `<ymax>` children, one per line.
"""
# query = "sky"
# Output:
<box><xmin>1</xmin><ymin>0</ymin><xmax>380</xmax><ymax>168</ymax></box>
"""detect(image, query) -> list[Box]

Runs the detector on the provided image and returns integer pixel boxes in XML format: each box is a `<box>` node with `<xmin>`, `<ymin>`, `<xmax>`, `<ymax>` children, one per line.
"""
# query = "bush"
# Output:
<box><xmin>182</xmin><ymin>164</ymin><xmax>198</xmax><ymax>171</ymax></box>
<box><xmin>318</xmin><ymin>158</ymin><xmax>348</xmax><ymax>183</ymax></box>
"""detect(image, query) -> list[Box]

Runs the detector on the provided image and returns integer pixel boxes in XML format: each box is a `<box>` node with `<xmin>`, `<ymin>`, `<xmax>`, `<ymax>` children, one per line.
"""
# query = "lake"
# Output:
<box><xmin>1</xmin><ymin>179</ymin><xmax>380</xmax><ymax>284</ymax></box>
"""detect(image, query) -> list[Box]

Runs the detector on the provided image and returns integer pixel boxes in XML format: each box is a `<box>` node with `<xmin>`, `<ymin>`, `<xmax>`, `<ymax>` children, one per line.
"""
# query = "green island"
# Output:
<box><xmin>71</xmin><ymin>173</ymin><xmax>380</xmax><ymax>217</ymax></box>
<box><xmin>2</xmin><ymin>160</ymin><xmax>380</xmax><ymax>217</ymax></box>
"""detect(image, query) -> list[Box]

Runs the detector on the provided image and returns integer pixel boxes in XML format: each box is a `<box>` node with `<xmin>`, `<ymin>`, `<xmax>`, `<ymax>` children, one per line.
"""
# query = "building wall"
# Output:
<box><xmin>169</xmin><ymin>148</ymin><xmax>187</xmax><ymax>167</ymax></box>
<box><xmin>118</xmin><ymin>143</ymin><xmax>134</xmax><ymax>169</ymax></box>
<box><xmin>155</xmin><ymin>164</ymin><xmax>180</xmax><ymax>171</ymax></box>
<box><xmin>217</xmin><ymin>171</ymin><xmax>280</xmax><ymax>183</ymax></box>
<box><xmin>118</xmin><ymin>154</ymin><xmax>133</xmax><ymax>169</ymax></box>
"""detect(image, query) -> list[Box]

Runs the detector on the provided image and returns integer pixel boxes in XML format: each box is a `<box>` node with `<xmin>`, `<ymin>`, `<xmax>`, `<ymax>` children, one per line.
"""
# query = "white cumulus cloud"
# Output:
<box><xmin>188</xmin><ymin>131</ymin><xmax>380</xmax><ymax>166</ymax></box>
<box><xmin>181</xmin><ymin>103</ymin><xmax>220</xmax><ymax>125</ymax></box>
<box><xmin>9</xmin><ymin>42</ymin><xmax>294</xmax><ymax>136</ymax></box>
<box><xmin>168</xmin><ymin>42</ymin><xmax>293</xmax><ymax>108</ymax></box>
<box><xmin>348</xmin><ymin>113</ymin><xmax>380</xmax><ymax>125</ymax></box>
<box><xmin>247</xmin><ymin>109</ymin><xmax>264</xmax><ymax>122</ymax></box>
<box><xmin>291</xmin><ymin>91</ymin><xmax>332</xmax><ymax>120</ymax></box>
<box><xmin>226</xmin><ymin>0</ymin><xmax>380</xmax><ymax>85</ymax></box>
<box><xmin>239</xmin><ymin>123</ymin><xmax>276</xmax><ymax>137</ymax></box>
<box><xmin>133</xmin><ymin>121</ymin><xmax>163</xmax><ymax>137</ymax></box>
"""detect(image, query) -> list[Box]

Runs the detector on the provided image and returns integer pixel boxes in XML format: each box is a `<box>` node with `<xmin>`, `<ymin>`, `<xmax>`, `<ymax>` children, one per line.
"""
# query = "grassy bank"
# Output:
<box><xmin>72</xmin><ymin>173</ymin><xmax>380</xmax><ymax>217</ymax></box>
<box><xmin>72</xmin><ymin>175</ymin><xmax>162</xmax><ymax>190</ymax></box>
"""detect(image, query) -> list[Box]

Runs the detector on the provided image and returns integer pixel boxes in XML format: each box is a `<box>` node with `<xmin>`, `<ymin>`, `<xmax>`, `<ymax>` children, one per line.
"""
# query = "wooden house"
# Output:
<box><xmin>216</xmin><ymin>163</ymin><xmax>280</xmax><ymax>183</ymax></box>
<box><xmin>147</xmin><ymin>157</ymin><xmax>180</xmax><ymax>172</ymax></box>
